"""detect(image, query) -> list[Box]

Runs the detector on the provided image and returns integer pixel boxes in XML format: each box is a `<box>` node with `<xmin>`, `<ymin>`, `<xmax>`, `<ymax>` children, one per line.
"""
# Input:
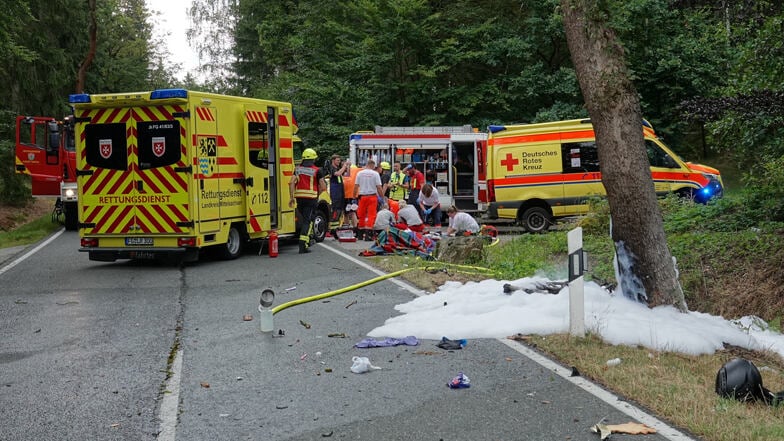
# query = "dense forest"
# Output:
<box><xmin>2</xmin><ymin>0</ymin><xmax>783</xmax><ymax>216</ymax></box>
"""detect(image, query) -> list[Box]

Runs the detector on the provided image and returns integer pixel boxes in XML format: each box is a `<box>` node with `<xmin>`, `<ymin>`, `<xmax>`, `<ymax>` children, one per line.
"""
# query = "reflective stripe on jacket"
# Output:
<box><xmin>294</xmin><ymin>164</ymin><xmax>320</xmax><ymax>199</ymax></box>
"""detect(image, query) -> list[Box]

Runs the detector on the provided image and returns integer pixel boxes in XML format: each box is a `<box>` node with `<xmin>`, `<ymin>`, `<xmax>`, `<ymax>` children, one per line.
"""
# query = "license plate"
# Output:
<box><xmin>125</xmin><ymin>237</ymin><xmax>153</xmax><ymax>246</ymax></box>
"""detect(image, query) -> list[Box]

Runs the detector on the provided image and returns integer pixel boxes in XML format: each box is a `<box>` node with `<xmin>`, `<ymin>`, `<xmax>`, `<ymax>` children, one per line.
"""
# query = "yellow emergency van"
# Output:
<box><xmin>484</xmin><ymin>118</ymin><xmax>723</xmax><ymax>233</ymax></box>
<box><xmin>70</xmin><ymin>89</ymin><xmax>329</xmax><ymax>262</ymax></box>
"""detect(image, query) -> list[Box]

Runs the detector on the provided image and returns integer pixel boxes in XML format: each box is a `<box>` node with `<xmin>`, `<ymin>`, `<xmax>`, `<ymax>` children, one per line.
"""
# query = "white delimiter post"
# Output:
<box><xmin>568</xmin><ymin>227</ymin><xmax>585</xmax><ymax>337</ymax></box>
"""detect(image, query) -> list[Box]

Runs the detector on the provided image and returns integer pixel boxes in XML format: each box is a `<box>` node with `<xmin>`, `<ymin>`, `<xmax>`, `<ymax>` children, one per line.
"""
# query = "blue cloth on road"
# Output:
<box><xmin>354</xmin><ymin>336</ymin><xmax>419</xmax><ymax>348</ymax></box>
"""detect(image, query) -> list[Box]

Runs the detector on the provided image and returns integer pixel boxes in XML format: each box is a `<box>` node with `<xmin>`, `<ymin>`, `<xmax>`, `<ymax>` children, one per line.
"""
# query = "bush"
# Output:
<box><xmin>0</xmin><ymin>140</ymin><xmax>32</xmax><ymax>207</ymax></box>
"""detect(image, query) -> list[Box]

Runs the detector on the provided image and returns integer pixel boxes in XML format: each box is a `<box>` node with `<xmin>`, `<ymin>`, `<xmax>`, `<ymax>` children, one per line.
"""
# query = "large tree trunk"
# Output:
<box><xmin>76</xmin><ymin>0</ymin><xmax>97</xmax><ymax>93</ymax></box>
<box><xmin>561</xmin><ymin>0</ymin><xmax>686</xmax><ymax>311</ymax></box>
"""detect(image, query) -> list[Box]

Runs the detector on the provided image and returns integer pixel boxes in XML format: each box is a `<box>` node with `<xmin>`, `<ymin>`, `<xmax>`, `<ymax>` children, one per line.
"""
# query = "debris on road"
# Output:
<box><xmin>447</xmin><ymin>372</ymin><xmax>470</xmax><ymax>389</ymax></box>
<box><xmin>354</xmin><ymin>336</ymin><xmax>419</xmax><ymax>348</ymax></box>
<box><xmin>591</xmin><ymin>421</ymin><xmax>657</xmax><ymax>439</ymax></box>
<box><xmin>436</xmin><ymin>337</ymin><xmax>466</xmax><ymax>350</ymax></box>
<box><xmin>300</xmin><ymin>320</ymin><xmax>311</xmax><ymax>329</ymax></box>
<box><xmin>350</xmin><ymin>356</ymin><xmax>382</xmax><ymax>373</ymax></box>
<box><xmin>242</xmin><ymin>314</ymin><xmax>253</xmax><ymax>321</ymax></box>
<box><xmin>200</xmin><ymin>382</ymin><xmax>210</xmax><ymax>388</ymax></box>
<box><xmin>345</xmin><ymin>300</ymin><xmax>357</xmax><ymax>309</ymax></box>
<box><xmin>328</xmin><ymin>333</ymin><xmax>347</xmax><ymax>338</ymax></box>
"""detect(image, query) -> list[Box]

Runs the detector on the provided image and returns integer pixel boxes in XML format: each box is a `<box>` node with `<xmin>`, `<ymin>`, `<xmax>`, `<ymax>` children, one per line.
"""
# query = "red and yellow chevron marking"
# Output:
<box><xmin>79</xmin><ymin>105</ymin><xmax>190</xmax><ymax>235</ymax></box>
<box><xmin>248</xmin><ymin>208</ymin><xmax>262</xmax><ymax>233</ymax></box>
<box><xmin>195</xmin><ymin>106</ymin><xmax>215</xmax><ymax>121</ymax></box>
<box><xmin>245</xmin><ymin>110</ymin><xmax>268</xmax><ymax>123</ymax></box>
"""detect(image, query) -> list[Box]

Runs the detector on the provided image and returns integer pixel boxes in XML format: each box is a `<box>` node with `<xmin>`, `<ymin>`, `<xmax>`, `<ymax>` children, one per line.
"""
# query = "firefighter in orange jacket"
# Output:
<box><xmin>289</xmin><ymin>148</ymin><xmax>326</xmax><ymax>253</ymax></box>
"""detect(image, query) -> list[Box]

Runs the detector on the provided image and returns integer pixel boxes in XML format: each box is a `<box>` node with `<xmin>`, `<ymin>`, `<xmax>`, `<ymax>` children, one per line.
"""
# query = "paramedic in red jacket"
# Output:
<box><xmin>289</xmin><ymin>148</ymin><xmax>326</xmax><ymax>253</ymax></box>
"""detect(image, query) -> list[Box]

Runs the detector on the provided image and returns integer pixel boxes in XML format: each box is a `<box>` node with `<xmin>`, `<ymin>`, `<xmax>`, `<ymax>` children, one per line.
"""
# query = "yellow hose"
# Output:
<box><xmin>271</xmin><ymin>268</ymin><xmax>414</xmax><ymax>315</ymax></box>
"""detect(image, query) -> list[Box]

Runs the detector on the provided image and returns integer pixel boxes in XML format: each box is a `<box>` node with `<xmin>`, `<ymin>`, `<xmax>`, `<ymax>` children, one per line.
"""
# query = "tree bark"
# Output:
<box><xmin>76</xmin><ymin>0</ymin><xmax>97</xmax><ymax>94</ymax></box>
<box><xmin>560</xmin><ymin>0</ymin><xmax>687</xmax><ymax>311</ymax></box>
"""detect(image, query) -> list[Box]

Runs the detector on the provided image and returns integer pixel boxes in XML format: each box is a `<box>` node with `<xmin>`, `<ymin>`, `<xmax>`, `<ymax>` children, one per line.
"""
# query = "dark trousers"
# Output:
<box><xmin>296</xmin><ymin>197</ymin><xmax>317</xmax><ymax>243</ymax></box>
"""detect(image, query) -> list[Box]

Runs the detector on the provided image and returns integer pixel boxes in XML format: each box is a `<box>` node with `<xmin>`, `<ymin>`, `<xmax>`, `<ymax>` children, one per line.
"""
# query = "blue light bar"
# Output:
<box><xmin>150</xmin><ymin>89</ymin><xmax>188</xmax><ymax>100</ymax></box>
<box><xmin>69</xmin><ymin>94</ymin><xmax>91</xmax><ymax>103</ymax></box>
<box><xmin>488</xmin><ymin>125</ymin><xmax>507</xmax><ymax>133</ymax></box>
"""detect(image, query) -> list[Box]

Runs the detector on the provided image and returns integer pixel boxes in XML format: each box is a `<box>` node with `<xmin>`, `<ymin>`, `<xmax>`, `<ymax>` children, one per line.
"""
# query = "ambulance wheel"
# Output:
<box><xmin>312</xmin><ymin>208</ymin><xmax>328</xmax><ymax>243</ymax></box>
<box><xmin>218</xmin><ymin>226</ymin><xmax>243</xmax><ymax>260</ymax></box>
<box><xmin>520</xmin><ymin>206</ymin><xmax>551</xmax><ymax>234</ymax></box>
<box><xmin>64</xmin><ymin>202</ymin><xmax>78</xmax><ymax>231</ymax></box>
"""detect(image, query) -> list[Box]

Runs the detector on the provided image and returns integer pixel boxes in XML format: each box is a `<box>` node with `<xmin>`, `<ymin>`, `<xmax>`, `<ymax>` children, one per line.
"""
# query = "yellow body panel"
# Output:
<box><xmin>72</xmin><ymin>89</ymin><xmax>299</xmax><ymax>261</ymax></box>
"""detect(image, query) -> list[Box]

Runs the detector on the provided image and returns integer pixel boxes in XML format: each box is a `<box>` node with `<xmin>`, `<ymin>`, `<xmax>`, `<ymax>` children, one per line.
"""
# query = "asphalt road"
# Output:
<box><xmin>0</xmin><ymin>231</ymin><xmax>693</xmax><ymax>441</ymax></box>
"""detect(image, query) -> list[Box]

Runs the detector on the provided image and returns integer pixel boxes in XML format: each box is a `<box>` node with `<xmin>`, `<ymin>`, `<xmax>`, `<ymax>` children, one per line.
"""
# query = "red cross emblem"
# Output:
<box><xmin>152</xmin><ymin>137</ymin><xmax>166</xmax><ymax>157</ymax></box>
<box><xmin>500</xmin><ymin>153</ymin><xmax>519</xmax><ymax>172</ymax></box>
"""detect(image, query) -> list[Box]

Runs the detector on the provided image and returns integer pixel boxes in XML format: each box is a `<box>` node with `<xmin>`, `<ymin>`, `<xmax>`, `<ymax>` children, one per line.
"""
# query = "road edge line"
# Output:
<box><xmin>0</xmin><ymin>229</ymin><xmax>64</xmax><ymax>277</ymax></box>
<box><xmin>323</xmin><ymin>241</ymin><xmax>693</xmax><ymax>440</ymax></box>
<box><xmin>497</xmin><ymin>338</ymin><xmax>694</xmax><ymax>440</ymax></box>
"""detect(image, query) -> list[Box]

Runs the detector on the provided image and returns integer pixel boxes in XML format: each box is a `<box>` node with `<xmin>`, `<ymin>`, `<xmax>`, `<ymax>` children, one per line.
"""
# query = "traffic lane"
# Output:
<box><xmin>175</xmin><ymin>244</ymin><xmax>672</xmax><ymax>441</ymax></box>
<box><xmin>0</xmin><ymin>232</ymin><xmax>182</xmax><ymax>441</ymax></box>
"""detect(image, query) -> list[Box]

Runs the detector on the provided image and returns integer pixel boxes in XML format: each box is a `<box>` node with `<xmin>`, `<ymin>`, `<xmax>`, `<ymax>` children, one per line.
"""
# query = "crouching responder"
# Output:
<box><xmin>289</xmin><ymin>148</ymin><xmax>326</xmax><ymax>253</ymax></box>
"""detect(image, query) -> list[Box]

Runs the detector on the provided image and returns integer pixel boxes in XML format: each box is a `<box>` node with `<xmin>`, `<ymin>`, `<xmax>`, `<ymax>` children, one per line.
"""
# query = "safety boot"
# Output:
<box><xmin>298</xmin><ymin>241</ymin><xmax>310</xmax><ymax>254</ymax></box>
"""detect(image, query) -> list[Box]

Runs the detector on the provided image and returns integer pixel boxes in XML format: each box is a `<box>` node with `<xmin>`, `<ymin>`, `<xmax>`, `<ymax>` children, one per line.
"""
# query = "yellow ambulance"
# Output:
<box><xmin>70</xmin><ymin>89</ymin><xmax>329</xmax><ymax>262</ymax></box>
<box><xmin>484</xmin><ymin>118</ymin><xmax>723</xmax><ymax>233</ymax></box>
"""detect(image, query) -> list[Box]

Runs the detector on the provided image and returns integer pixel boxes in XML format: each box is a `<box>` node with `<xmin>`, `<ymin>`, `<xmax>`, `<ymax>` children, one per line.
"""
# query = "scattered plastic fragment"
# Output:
<box><xmin>300</xmin><ymin>353</ymin><xmax>308</xmax><ymax>361</ymax></box>
<box><xmin>447</xmin><ymin>372</ymin><xmax>470</xmax><ymax>389</ymax></box>
<box><xmin>606</xmin><ymin>358</ymin><xmax>622</xmax><ymax>367</ymax></box>
<box><xmin>285</xmin><ymin>286</ymin><xmax>297</xmax><ymax>292</ymax></box>
<box><xmin>350</xmin><ymin>356</ymin><xmax>382</xmax><ymax>374</ymax></box>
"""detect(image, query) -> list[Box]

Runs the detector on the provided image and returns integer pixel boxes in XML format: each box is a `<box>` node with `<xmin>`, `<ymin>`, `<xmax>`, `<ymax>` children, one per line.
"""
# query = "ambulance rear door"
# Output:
<box><xmin>78</xmin><ymin>104</ymin><xmax>190</xmax><ymax>237</ymax></box>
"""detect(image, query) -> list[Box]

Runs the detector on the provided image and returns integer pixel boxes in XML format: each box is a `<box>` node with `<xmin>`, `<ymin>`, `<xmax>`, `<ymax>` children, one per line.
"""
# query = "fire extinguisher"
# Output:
<box><xmin>269</xmin><ymin>230</ymin><xmax>279</xmax><ymax>258</ymax></box>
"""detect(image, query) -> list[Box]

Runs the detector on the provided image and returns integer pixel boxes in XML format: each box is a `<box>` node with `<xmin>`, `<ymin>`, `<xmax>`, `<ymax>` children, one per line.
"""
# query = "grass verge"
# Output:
<box><xmin>0</xmin><ymin>214</ymin><xmax>62</xmax><ymax>249</ymax></box>
<box><xmin>370</xmin><ymin>212</ymin><xmax>784</xmax><ymax>441</ymax></box>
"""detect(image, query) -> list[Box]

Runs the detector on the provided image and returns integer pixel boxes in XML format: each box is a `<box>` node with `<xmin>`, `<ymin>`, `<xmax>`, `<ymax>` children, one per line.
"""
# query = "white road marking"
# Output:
<box><xmin>157</xmin><ymin>349</ymin><xmax>184</xmax><ymax>441</ymax></box>
<box><xmin>0</xmin><ymin>229</ymin><xmax>64</xmax><ymax>277</ymax></box>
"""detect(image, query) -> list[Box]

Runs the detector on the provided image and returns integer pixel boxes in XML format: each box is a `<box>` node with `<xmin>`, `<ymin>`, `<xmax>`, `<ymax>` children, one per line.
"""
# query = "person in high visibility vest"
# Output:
<box><xmin>342</xmin><ymin>162</ymin><xmax>360</xmax><ymax>231</ymax></box>
<box><xmin>404</xmin><ymin>164</ymin><xmax>425</xmax><ymax>218</ymax></box>
<box><xmin>289</xmin><ymin>148</ymin><xmax>326</xmax><ymax>253</ymax></box>
<box><xmin>323</xmin><ymin>153</ymin><xmax>348</xmax><ymax>236</ymax></box>
<box><xmin>388</xmin><ymin>162</ymin><xmax>407</xmax><ymax>201</ymax></box>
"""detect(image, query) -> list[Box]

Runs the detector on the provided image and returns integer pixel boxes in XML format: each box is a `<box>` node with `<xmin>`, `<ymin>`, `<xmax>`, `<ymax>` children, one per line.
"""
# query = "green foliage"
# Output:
<box><xmin>485</xmin><ymin>233</ymin><xmax>567</xmax><ymax>280</ymax></box>
<box><xmin>0</xmin><ymin>139</ymin><xmax>32</xmax><ymax>207</ymax></box>
<box><xmin>0</xmin><ymin>209</ymin><xmax>60</xmax><ymax>245</ymax></box>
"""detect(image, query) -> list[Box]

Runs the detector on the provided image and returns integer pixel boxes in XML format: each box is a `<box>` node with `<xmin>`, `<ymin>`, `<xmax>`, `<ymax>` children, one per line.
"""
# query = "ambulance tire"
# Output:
<box><xmin>217</xmin><ymin>225</ymin><xmax>243</xmax><ymax>260</ymax></box>
<box><xmin>312</xmin><ymin>207</ymin><xmax>328</xmax><ymax>243</ymax></box>
<box><xmin>64</xmin><ymin>202</ymin><xmax>78</xmax><ymax>231</ymax></box>
<box><xmin>520</xmin><ymin>206</ymin><xmax>552</xmax><ymax>234</ymax></box>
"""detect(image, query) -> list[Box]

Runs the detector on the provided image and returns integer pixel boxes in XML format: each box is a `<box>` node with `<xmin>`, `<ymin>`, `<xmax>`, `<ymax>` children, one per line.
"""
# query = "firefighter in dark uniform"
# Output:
<box><xmin>289</xmin><ymin>148</ymin><xmax>326</xmax><ymax>253</ymax></box>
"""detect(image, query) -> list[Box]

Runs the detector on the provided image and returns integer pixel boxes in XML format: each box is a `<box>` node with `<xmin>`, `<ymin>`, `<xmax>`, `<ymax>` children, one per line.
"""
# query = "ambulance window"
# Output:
<box><xmin>646</xmin><ymin>140</ymin><xmax>677</xmax><ymax>168</ymax></box>
<box><xmin>248</xmin><ymin>121</ymin><xmax>269</xmax><ymax>169</ymax></box>
<box><xmin>562</xmin><ymin>141</ymin><xmax>600</xmax><ymax>173</ymax></box>
<box><xmin>85</xmin><ymin>123</ymin><xmax>128</xmax><ymax>171</ymax></box>
<box><xmin>137</xmin><ymin>121</ymin><xmax>181</xmax><ymax>169</ymax></box>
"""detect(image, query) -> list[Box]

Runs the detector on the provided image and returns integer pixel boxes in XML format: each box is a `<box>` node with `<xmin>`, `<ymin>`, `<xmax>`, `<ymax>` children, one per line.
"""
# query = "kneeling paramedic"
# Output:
<box><xmin>289</xmin><ymin>148</ymin><xmax>326</xmax><ymax>253</ymax></box>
